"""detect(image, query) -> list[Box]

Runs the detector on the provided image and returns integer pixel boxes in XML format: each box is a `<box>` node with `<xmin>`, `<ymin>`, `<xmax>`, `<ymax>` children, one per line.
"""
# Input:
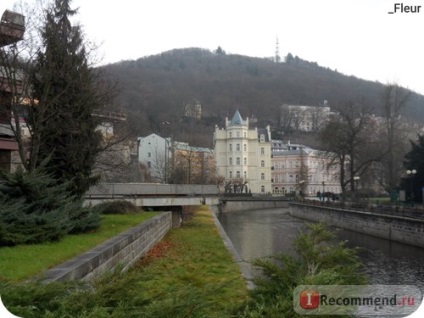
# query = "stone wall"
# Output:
<box><xmin>289</xmin><ymin>203</ymin><xmax>424</xmax><ymax>248</ymax></box>
<box><xmin>41</xmin><ymin>212</ymin><xmax>172</xmax><ymax>282</ymax></box>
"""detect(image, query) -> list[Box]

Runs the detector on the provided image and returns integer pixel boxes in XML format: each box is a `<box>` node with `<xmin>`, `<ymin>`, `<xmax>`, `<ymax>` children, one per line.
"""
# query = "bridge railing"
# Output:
<box><xmin>86</xmin><ymin>183</ymin><xmax>220</xmax><ymax>198</ymax></box>
<box><xmin>300</xmin><ymin>198</ymin><xmax>424</xmax><ymax>219</ymax></box>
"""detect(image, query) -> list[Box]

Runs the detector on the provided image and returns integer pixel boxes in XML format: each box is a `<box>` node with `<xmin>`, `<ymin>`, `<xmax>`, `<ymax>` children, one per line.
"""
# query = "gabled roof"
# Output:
<box><xmin>257</xmin><ymin>128</ymin><xmax>270</xmax><ymax>142</ymax></box>
<box><xmin>229</xmin><ymin>110</ymin><xmax>246</xmax><ymax>126</ymax></box>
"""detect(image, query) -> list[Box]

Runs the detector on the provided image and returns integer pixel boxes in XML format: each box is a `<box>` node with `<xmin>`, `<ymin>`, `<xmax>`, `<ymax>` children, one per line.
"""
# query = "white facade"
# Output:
<box><xmin>138</xmin><ymin>133</ymin><xmax>171</xmax><ymax>183</ymax></box>
<box><xmin>213</xmin><ymin>110</ymin><xmax>272</xmax><ymax>194</ymax></box>
<box><xmin>280</xmin><ymin>104</ymin><xmax>332</xmax><ymax>132</ymax></box>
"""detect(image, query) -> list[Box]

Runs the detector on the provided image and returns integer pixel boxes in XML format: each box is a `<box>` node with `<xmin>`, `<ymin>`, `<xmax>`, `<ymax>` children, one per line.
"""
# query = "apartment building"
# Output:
<box><xmin>271</xmin><ymin>140</ymin><xmax>341</xmax><ymax>195</ymax></box>
<box><xmin>214</xmin><ymin>110</ymin><xmax>272</xmax><ymax>194</ymax></box>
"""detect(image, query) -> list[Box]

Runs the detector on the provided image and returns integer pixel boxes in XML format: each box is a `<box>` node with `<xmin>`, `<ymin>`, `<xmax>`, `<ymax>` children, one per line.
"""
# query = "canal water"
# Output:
<box><xmin>217</xmin><ymin>208</ymin><xmax>424</xmax><ymax>290</ymax></box>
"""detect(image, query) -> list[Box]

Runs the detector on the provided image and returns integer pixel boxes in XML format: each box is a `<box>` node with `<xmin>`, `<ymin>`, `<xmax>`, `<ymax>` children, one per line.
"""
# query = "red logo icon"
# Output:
<box><xmin>300</xmin><ymin>290</ymin><xmax>320</xmax><ymax>309</ymax></box>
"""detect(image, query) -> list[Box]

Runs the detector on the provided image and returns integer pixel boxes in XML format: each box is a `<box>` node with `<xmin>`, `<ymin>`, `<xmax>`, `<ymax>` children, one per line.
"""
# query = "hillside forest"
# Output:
<box><xmin>102</xmin><ymin>47</ymin><xmax>424</xmax><ymax>147</ymax></box>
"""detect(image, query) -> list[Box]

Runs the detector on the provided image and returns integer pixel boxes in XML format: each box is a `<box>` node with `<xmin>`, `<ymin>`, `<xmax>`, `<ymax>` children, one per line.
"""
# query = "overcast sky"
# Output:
<box><xmin>2</xmin><ymin>0</ymin><xmax>424</xmax><ymax>96</ymax></box>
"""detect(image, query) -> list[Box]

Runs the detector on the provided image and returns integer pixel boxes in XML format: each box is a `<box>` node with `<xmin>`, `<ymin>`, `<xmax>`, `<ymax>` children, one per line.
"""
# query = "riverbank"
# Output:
<box><xmin>0</xmin><ymin>207</ymin><xmax>248</xmax><ymax>317</ymax></box>
<box><xmin>0</xmin><ymin>212</ymin><xmax>159</xmax><ymax>282</ymax></box>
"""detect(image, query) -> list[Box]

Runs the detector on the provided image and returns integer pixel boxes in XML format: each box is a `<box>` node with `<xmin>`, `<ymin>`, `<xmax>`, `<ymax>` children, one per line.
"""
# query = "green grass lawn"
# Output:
<box><xmin>0</xmin><ymin>212</ymin><xmax>159</xmax><ymax>282</ymax></box>
<box><xmin>126</xmin><ymin>207</ymin><xmax>248</xmax><ymax>315</ymax></box>
<box><xmin>1</xmin><ymin>207</ymin><xmax>248</xmax><ymax>318</ymax></box>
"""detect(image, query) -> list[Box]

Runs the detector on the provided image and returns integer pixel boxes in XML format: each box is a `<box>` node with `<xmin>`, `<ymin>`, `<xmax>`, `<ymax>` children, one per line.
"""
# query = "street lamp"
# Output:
<box><xmin>299</xmin><ymin>180</ymin><xmax>305</xmax><ymax>197</ymax></box>
<box><xmin>406</xmin><ymin>169</ymin><xmax>417</xmax><ymax>205</ymax></box>
<box><xmin>353</xmin><ymin>176</ymin><xmax>360</xmax><ymax>202</ymax></box>
<box><xmin>161</xmin><ymin>121</ymin><xmax>171</xmax><ymax>184</ymax></box>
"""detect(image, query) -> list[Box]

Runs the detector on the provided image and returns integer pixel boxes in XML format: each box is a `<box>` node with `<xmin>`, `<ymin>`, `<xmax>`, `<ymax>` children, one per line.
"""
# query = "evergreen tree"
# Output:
<box><xmin>0</xmin><ymin>168</ymin><xmax>100</xmax><ymax>246</ymax></box>
<box><xmin>234</xmin><ymin>223</ymin><xmax>366</xmax><ymax>317</ymax></box>
<box><xmin>32</xmin><ymin>0</ymin><xmax>103</xmax><ymax>197</ymax></box>
<box><xmin>402</xmin><ymin>134</ymin><xmax>424</xmax><ymax>203</ymax></box>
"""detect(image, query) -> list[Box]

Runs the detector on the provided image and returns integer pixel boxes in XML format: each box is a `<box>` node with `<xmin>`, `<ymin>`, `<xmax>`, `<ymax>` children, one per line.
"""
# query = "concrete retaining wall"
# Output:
<box><xmin>289</xmin><ymin>203</ymin><xmax>424</xmax><ymax>248</ymax></box>
<box><xmin>219</xmin><ymin>198</ymin><xmax>289</xmax><ymax>212</ymax></box>
<box><xmin>41</xmin><ymin>212</ymin><xmax>172</xmax><ymax>283</ymax></box>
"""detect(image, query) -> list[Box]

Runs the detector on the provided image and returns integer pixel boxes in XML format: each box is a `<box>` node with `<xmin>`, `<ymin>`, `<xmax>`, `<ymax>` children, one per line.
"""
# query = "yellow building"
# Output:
<box><xmin>213</xmin><ymin>110</ymin><xmax>272</xmax><ymax>194</ymax></box>
<box><xmin>172</xmin><ymin>142</ymin><xmax>215</xmax><ymax>184</ymax></box>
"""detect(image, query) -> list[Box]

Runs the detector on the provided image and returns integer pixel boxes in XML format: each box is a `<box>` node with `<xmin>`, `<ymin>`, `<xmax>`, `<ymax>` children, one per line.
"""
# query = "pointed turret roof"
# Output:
<box><xmin>230</xmin><ymin>110</ymin><xmax>245</xmax><ymax>126</ymax></box>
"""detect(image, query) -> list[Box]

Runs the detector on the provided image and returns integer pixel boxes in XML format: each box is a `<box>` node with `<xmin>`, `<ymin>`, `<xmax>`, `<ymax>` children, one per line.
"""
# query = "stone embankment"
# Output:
<box><xmin>41</xmin><ymin>212</ymin><xmax>172</xmax><ymax>282</ymax></box>
<box><xmin>290</xmin><ymin>202</ymin><xmax>424</xmax><ymax>248</ymax></box>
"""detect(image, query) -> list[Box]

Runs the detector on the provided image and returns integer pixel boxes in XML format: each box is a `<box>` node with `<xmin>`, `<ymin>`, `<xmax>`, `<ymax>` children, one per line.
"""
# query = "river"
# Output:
<box><xmin>217</xmin><ymin>208</ymin><xmax>424</xmax><ymax>290</ymax></box>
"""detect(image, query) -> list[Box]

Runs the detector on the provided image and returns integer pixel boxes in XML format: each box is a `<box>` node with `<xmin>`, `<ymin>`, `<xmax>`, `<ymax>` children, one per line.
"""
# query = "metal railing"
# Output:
<box><xmin>296</xmin><ymin>198</ymin><xmax>424</xmax><ymax>220</ymax></box>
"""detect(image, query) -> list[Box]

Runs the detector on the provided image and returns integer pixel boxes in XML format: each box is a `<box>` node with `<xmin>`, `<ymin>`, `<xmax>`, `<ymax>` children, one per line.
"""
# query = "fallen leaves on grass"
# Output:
<box><xmin>137</xmin><ymin>240</ymin><xmax>173</xmax><ymax>266</ymax></box>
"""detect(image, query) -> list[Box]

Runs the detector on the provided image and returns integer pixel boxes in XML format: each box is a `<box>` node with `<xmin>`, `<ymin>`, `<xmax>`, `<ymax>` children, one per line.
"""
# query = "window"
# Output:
<box><xmin>261</xmin><ymin>160</ymin><xmax>265</xmax><ymax>167</ymax></box>
<box><xmin>148</xmin><ymin>152</ymin><xmax>151</xmax><ymax>158</ymax></box>
<box><xmin>261</xmin><ymin>147</ymin><xmax>265</xmax><ymax>155</ymax></box>
<box><xmin>244</xmin><ymin>171</ymin><xmax>247</xmax><ymax>179</ymax></box>
<box><xmin>229</xmin><ymin>144</ymin><xmax>232</xmax><ymax>151</ymax></box>
<box><xmin>244</xmin><ymin>132</ymin><xmax>247</xmax><ymax>138</ymax></box>
<box><xmin>261</xmin><ymin>185</ymin><xmax>265</xmax><ymax>193</ymax></box>
<box><xmin>275</xmin><ymin>175</ymin><xmax>279</xmax><ymax>183</ymax></box>
<box><xmin>229</xmin><ymin>171</ymin><xmax>233</xmax><ymax>178</ymax></box>
<box><xmin>236</xmin><ymin>131</ymin><xmax>240</xmax><ymax>137</ymax></box>
<box><xmin>147</xmin><ymin>161</ymin><xmax>151</xmax><ymax>168</ymax></box>
<box><xmin>243</xmin><ymin>144</ymin><xmax>247</xmax><ymax>151</ymax></box>
<box><xmin>229</xmin><ymin>158</ymin><xmax>232</xmax><ymax>165</ymax></box>
<box><xmin>244</xmin><ymin>157</ymin><xmax>247</xmax><ymax>165</ymax></box>
<box><xmin>261</xmin><ymin>173</ymin><xmax>265</xmax><ymax>180</ymax></box>
<box><xmin>236</xmin><ymin>157</ymin><xmax>240</xmax><ymax>165</ymax></box>
<box><xmin>236</xmin><ymin>144</ymin><xmax>240</xmax><ymax>151</ymax></box>
<box><xmin>260</xmin><ymin>134</ymin><xmax>265</xmax><ymax>142</ymax></box>
<box><xmin>236</xmin><ymin>171</ymin><xmax>240</xmax><ymax>178</ymax></box>
<box><xmin>229</xmin><ymin>132</ymin><xmax>232</xmax><ymax>138</ymax></box>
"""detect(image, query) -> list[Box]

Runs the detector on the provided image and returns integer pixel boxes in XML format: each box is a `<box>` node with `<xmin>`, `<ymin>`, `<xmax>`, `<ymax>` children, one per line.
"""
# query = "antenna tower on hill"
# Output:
<box><xmin>275</xmin><ymin>37</ymin><xmax>281</xmax><ymax>63</ymax></box>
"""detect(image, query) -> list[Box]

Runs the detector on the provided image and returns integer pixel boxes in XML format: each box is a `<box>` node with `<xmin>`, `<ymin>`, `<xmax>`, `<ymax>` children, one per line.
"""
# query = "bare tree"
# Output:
<box><xmin>170</xmin><ymin>145</ymin><xmax>215</xmax><ymax>184</ymax></box>
<box><xmin>0</xmin><ymin>3</ymin><xmax>43</xmax><ymax>171</ymax></box>
<box><xmin>321</xmin><ymin>101</ymin><xmax>382</xmax><ymax>198</ymax></box>
<box><xmin>379</xmin><ymin>83</ymin><xmax>412</xmax><ymax>192</ymax></box>
<box><xmin>297</xmin><ymin>146</ymin><xmax>309</xmax><ymax>195</ymax></box>
<box><xmin>1</xmin><ymin>1</ymin><xmax>120</xmax><ymax>196</ymax></box>
<box><xmin>279</xmin><ymin>104</ymin><xmax>294</xmax><ymax>132</ymax></box>
<box><xmin>306</xmin><ymin>106</ymin><xmax>327</xmax><ymax>132</ymax></box>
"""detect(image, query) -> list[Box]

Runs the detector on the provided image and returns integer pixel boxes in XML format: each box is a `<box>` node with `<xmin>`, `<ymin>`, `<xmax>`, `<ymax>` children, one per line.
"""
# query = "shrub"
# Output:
<box><xmin>0</xmin><ymin>168</ymin><xmax>100</xmax><ymax>246</ymax></box>
<box><xmin>234</xmin><ymin>223</ymin><xmax>366</xmax><ymax>318</ymax></box>
<box><xmin>96</xmin><ymin>200</ymin><xmax>140</xmax><ymax>214</ymax></box>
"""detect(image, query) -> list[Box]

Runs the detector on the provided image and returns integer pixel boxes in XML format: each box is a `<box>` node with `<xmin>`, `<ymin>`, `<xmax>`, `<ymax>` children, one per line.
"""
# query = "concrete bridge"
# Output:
<box><xmin>85</xmin><ymin>183</ymin><xmax>221</xmax><ymax>208</ymax></box>
<box><xmin>85</xmin><ymin>183</ymin><xmax>294</xmax><ymax>211</ymax></box>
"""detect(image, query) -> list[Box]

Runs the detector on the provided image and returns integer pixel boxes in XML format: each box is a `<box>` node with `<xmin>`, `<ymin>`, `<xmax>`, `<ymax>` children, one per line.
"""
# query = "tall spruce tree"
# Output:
<box><xmin>32</xmin><ymin>0</ymin><xmax>102</xmax><ymax>197</ymax></box>
<box><xmin>402</xmin><ymin>135</ymin><xmax>424</xmax><ymax>203</ymax></box>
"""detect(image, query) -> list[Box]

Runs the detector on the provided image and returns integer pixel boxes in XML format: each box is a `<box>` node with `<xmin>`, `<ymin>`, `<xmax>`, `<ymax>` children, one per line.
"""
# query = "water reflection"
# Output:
<box><xmin>217</xmin><ymin>208</ymin><xmax>424</xmax><ymax>291</ymax></box>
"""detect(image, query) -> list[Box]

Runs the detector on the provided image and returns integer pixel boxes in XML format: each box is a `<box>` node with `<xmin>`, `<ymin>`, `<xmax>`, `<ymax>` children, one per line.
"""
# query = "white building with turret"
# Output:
<box><xmin>213</xmin><ymin>110</ymin><xmax>272</xmax><ymax>194</ymax></box>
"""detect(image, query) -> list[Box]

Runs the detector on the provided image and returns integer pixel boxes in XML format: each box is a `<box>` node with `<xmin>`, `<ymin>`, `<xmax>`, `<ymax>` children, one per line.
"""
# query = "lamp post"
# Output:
<box><xmin>161</xmin><ymin>121</ymin><xmax>171</xmax><ymax>184</ymax></box>
<box><xmin>353</xmin><ymin>176</ymin><xmax>360</xmax><ymax>202</ymax></box>
<box><xmin>406</xmin><ymin>169</ymin><xmax>417</xmax><ymax>206</ymax></box>
<box><xmin>322</xmin><ymin>181</ymin><xmax>325</xmax><ymax>201</ymax></box>
<box><xmin>299</xmin><ymin>180</ymin><xmax>305</xmax><ymax>198</ymax></box>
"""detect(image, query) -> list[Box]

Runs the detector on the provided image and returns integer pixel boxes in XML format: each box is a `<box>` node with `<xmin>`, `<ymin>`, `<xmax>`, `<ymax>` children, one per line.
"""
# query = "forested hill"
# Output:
<box><xmin>102</xmin><ymin>48</ymin><xmax>424</xmax><ymax>146</ymax></box>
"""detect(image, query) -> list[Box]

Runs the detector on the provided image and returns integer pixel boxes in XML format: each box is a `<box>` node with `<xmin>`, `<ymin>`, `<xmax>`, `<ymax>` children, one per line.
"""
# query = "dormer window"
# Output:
<box><xmin>260</xmin><ymin>134</ymin><xmax>265</xmax><ymax>142</ymax></box>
